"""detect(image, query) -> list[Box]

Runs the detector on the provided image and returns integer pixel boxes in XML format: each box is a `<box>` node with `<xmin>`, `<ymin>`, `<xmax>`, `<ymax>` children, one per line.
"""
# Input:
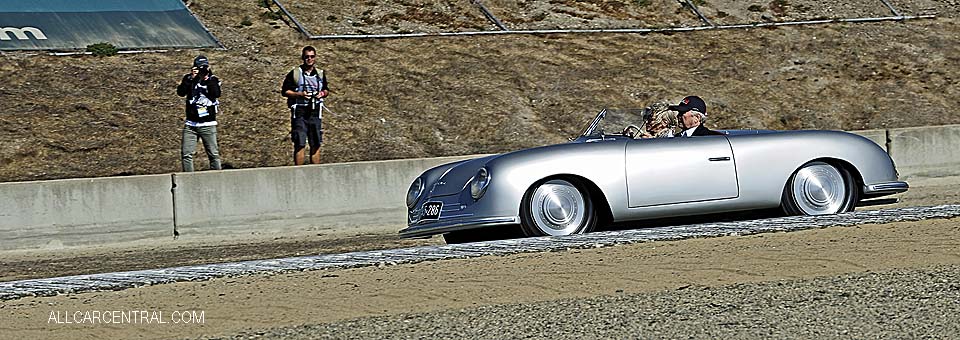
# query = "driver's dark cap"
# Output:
<box><xmin>669</xmin><ymin>96</ymin><xmax>707</xmax><ymax>115</ymax></box>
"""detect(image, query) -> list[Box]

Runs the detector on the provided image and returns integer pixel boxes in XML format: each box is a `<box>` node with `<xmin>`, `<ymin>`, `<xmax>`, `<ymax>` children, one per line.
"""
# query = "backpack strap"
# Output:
<box><xmin>292</xmin><ymin>68</ymin><xmax>324</xmax><ymax>89</ymax></box>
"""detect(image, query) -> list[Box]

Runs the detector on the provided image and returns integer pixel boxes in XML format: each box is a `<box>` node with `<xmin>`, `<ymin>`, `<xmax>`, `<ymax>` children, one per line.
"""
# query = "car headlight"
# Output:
<box><xmin>406</xmin><ymin>177</ymin><xmax>423</xmax><ymax>208</ymax></box>
<box><xmin>470</xmin><ymin>168</ymin><xmax>490</xmax><ymax>200</ymax></box>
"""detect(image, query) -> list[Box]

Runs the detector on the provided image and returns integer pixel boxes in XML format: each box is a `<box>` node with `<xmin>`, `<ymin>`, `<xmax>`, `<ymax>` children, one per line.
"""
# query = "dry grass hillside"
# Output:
<box><xmin>0</xmin><ymin>0</ymin><xmax>958</xmax><ymax>182</ymax></box>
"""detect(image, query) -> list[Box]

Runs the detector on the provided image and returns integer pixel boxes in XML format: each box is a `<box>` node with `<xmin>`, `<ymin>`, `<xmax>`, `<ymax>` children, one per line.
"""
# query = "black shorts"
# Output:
<box><xmin>291</xmin><ymin>107</ymin><xmax>322</xmax><ymax>149</ymax></box>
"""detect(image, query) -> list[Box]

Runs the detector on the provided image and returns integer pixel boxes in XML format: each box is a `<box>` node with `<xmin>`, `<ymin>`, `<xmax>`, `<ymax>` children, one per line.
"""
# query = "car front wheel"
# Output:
<box><xmin>782</xmin><ymin>161</ymin><xmax>858</xmax><ymax>216</ymax></box>
<box><xmin>520</xmin><ymin>179</ymin><xmax>597</xmax><ymax>237</ymax></box>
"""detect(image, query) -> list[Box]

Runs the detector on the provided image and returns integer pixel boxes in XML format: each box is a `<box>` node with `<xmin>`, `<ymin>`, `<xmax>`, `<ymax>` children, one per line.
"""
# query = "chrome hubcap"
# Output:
<box><xmin>531</xmin><ymin>180</ymin><xmax>586</xmax><ymax>236</ymax></box>
<box><xmin>792</xmin><ymin>164</ymin><xmax>846</xmax><ymax>215</ymax></box>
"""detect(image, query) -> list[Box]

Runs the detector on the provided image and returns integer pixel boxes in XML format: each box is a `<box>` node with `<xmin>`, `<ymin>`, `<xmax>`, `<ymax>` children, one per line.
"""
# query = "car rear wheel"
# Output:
<box><xmin>520</xmin><ymin>179</ymin><xmax>597</xmax><ymax>237</ymax></box>
<box><xmin>782</xmin><ymin>161</ymin><xmax>858</xmax><ymax>216</ymax></box>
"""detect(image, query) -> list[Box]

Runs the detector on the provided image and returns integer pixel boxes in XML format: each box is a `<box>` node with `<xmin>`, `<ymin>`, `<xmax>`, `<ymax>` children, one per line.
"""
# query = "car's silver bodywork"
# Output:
<box><xmin>400</xmin><ymin>109</ymin><xmax>908</xmax><ymax>239</ymax></box>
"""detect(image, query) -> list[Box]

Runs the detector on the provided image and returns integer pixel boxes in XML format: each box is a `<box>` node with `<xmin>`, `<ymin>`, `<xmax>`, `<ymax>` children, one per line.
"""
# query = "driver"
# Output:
<box><xmin>669</xmin><ymin>96</ymin><xmax>724</xmax><ymax>137</ymax></box>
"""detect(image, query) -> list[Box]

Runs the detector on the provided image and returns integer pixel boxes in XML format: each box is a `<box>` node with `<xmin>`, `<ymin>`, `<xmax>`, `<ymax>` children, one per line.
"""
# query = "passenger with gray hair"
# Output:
<box><xmin>639</xmin><ymin>101</ymin><xmax>678</xmax><ymax>138</ymax></box>
<box><xmin>669</xmin><ymin>95</ymin><xmax>724</xmax><ymax>137</ymax></box>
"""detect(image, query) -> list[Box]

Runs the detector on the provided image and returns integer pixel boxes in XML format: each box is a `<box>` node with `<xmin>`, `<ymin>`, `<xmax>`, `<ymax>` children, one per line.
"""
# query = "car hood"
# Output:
<box><xmin>427</xmin><ymin>155</ymin><xmax>497</xmax><ymax>197</ymax></box>
<box><xmin>425</xmin><ymin>140</ymin><xmax>597</xmax><ymax>197</ymax></box>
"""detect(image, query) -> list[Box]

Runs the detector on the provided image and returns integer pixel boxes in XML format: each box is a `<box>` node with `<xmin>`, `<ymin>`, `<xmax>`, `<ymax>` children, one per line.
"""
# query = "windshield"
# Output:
<box><xmin>580</xmin><ymin>108</ymin><xmax>646</xmax><ymax>138</ymax></box>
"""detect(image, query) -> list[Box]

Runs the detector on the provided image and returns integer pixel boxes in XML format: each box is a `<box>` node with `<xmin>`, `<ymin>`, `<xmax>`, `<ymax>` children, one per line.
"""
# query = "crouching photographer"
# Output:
<box><xmin>176</xmin><ymin>55</ymin><xmax>223</xmax><ymax>172</ymax></box>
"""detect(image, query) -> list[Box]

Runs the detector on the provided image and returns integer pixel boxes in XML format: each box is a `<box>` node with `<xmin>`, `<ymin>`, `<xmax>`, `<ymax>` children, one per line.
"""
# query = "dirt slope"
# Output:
<box><xmin>0</xmin><ymin>0</ymin><xmax>958</xmax><ymax>182</ymax></box>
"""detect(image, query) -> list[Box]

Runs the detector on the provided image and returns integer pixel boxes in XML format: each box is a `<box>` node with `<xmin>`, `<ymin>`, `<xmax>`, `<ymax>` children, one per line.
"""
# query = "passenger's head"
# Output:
<box><xmin>657</xmin><ymin>109</ymin><xmax>678</xmax><ymax>129</ymax></box>
<box><xmin>642</xmin><ymin>102</ymin><xmax>668</xmax><ymax>122</ymax></box>
<box><xmin>640</xmin><ymin>101</ymin><xmax>678</xmax><ymax>137</ymax></box>
<box><xmin>650</xmin><ymin>108</ymin><xmax>678</xmax><ymax>131</ymax></box>
<box><xmin>301</xmin><ymin>46</ymin><xmax>317</xmax><ymax>66</ymax></box>
<box><xmin>670</xmin><ymin>96</ymin><xmax>707</xmax><ymax>129</ymax></box>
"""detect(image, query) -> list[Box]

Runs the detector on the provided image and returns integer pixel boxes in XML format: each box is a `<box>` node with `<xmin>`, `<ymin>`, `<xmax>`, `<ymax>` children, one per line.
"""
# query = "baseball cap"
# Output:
<box><xmin>669</xmin><ymin>96</ymin><xmax>707</xmax><ymax>115</ymax></box>
<box><xmin>193</xmin><ymin>55</ymin><xmax>209</xmax><ymax>68</ymax></box>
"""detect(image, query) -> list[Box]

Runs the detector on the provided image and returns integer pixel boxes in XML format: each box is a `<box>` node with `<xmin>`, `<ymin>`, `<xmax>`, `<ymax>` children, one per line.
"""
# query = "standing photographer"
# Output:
<box><xmin>176</xmin><ymin>55</ymin><xmax>222</xmax><ymax>172</ymax></box>
<box><xmin>281</xmin><ymin>46</ymin><xmax>328</xmax><ymax>165</ymax></box>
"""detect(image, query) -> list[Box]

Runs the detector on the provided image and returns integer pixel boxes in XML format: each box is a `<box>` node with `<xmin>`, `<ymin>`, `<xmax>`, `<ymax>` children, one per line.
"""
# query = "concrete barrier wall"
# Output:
<box><xmin>850</xmin><ymin>129</ymin><xmax>887</xmax><ymax>152</ymax></box>
<box><xmin>172</xmin><ymin>155</ymin><xmax>481</xmax><ymax>237</ymax></box>
<box><xmin>0</xmin><ymin>175</ymin><xmax>173</xmax><ymax>251</ymax></box>
<box><xmin>887</xmin><ymin>124</ymin><xmax>960</xmax><ymax>177</ymax></box>
<box><xmin>2</xmin><ymin>124</ymin><xmax>960</xmax><ymax>251</ymax></box>
<box><xmin>0</xmin><ymin>155</ymin><xmax>481</xmax><ymax>250</ymax></box>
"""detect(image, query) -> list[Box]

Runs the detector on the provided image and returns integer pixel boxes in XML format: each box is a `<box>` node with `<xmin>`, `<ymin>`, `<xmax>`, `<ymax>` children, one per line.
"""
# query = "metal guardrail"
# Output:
<box><xmin>878</xmin><ymin>0</ymin><xmax>904</xmax><ymax>17</ymax></box>
<box><xmin>472</xmin><ymin>0</ymin><xmax>508</xmax><ymax>31</ymax></box>
<box><xmin>287</xmin><ymin>15</ymin><xmax>936</xmax><ymax>40</ymax></box>
<box><xmin>3</xmin><ymin>204</ymin><xmax>959</xmax><ymax>301</ymax></box>
<box><xmin>271</xmin><ymin>0</ymin><xmax>314</xmax><ymax>38</ymax></box>
<box><xmin>268</xmin><ymin>0</ymin><xmax>932</xmax><ymax>40</ymax></box>
<box><xmin>679</xmin><ymin>0</ymin><xmax>714</xmax><ymax>27</ymax></box>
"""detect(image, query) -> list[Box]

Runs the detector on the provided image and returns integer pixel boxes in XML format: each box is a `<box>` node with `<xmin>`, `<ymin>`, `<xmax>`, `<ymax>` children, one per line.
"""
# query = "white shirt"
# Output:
<box><xmin>681</xmin><ymin>126</ymin><xmax>698</xmax><ymax>137</ymax></box>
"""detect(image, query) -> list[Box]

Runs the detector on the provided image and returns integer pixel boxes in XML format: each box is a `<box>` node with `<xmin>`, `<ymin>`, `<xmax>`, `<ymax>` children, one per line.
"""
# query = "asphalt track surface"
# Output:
<box><xmin>2</xmin><ymin>204</ymin><xmax>958</xmax><ymax>301</ymax></box>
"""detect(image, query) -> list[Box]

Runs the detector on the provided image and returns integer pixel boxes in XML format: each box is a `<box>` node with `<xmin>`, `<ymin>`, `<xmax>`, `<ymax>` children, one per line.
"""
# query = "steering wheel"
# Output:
<box><xmin>622</xmin><ymin>125</ymin><xmax>641</xmax><ymax>139</ymax></box>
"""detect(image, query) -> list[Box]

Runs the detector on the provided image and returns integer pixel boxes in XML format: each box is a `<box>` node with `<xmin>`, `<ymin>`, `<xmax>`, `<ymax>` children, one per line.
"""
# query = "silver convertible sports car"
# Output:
<box><xmin>400</xmin><ymin>109</ymin><xmax>908</xmax><ymax>243</ymax></box>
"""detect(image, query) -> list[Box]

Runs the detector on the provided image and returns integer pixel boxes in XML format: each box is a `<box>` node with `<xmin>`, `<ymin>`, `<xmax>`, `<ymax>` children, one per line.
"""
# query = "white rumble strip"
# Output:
<box><xmin>2</xmin><ymin>205</ymin><xmax>958</xmax><ymax>301</ymax></box>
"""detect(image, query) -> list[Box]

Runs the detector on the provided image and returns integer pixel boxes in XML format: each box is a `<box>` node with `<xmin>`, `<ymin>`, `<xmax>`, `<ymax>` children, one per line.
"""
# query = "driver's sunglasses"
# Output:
<box><xmin>302</xmin><ymin>55</ymin><xmax>317</xmax><ymax>60</ymax></box>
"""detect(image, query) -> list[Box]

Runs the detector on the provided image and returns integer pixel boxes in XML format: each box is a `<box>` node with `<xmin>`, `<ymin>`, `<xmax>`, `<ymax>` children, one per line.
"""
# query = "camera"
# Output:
<box><xmin>195</xmin><ymin>65</ymin><xmax>209</xmax><ymax>79</ymax></box>
<box><xmin>305</xmin><ymin>91</ymin><xmax>318</xmax><ymax>110</ymax></box>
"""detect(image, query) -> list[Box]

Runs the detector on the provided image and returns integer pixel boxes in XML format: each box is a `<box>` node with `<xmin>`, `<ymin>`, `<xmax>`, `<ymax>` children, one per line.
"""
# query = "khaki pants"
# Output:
<box><xmin>181</xmin><ymin>125</ymin><xmax>221</xmax><ymax>172</ymax></box>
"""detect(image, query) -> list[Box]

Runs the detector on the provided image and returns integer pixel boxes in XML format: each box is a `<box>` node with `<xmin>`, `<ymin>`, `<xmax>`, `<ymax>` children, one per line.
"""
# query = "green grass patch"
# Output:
<box><xmin>86</xmin><ymin>42</ymin><xmax>117</xmax><ymax>57</ymax></box>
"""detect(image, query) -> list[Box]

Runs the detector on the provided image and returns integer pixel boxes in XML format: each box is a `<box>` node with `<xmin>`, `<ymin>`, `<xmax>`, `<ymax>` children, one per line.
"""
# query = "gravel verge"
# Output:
<box><xmin>215</xmin><ymin>264</ymin><xmax>960</xmax><ymax>340</ymax></box>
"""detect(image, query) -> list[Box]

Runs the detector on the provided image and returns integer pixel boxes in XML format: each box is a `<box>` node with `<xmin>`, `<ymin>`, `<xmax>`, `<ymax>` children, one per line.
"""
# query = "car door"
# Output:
<box><xmin>625</xmin><ymin>136</ymin><xmax>739</xmax><ymax>207</ymax></box>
